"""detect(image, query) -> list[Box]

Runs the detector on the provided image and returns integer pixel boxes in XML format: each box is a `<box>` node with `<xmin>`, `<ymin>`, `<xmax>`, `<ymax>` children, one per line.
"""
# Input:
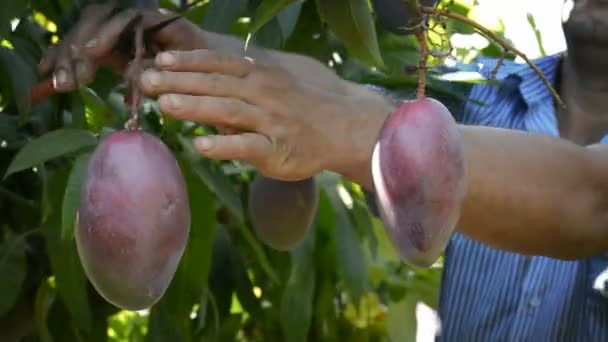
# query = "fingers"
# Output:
<box><xmin>193</xmin><ymin>133</ymin><xmax>273</xmax><ymax>167</ymax></box>
<box><xmin>38</xmin><ymin>45</ymin><xmax>58</xmax><ymax>76</ymax></box>
<box><xmin>140</xmin><ymin>69</ymin><xmax>248</xmax><ymax>98</ymax></box>
<box><xmin>159</xmin><ymin>94</ymin><xmax>265</xmax><ymax>131</ymax></box>
<box><xmin>155</xmin><ymin>50</ymin><xmax>254</xmax><ymax>78</ymax></box>
<box><xmin>84</xmin><ymin>9</ymin><xmax>140</xmax><ymax>60</ymax></box>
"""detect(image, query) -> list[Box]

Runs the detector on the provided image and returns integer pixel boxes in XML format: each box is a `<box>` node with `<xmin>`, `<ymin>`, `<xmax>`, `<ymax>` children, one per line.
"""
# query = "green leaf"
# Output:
<box><xmin>79</xmin><ymin>87</ymin><xmax>113</xmax><ymax>133</ymax></box>
<box><xmin>0</xmin><ymin>237</ymin><xmax>27</xmax><ymax>315</ymax></box>
<box><xmin>250</xmin><ymin>0</ymin><xmax>296</xmax><ymax>34</ymax></box>
<box><xmin>0</xmin><ymin>47</ymin><xmax>37</xmax><ymax>123</ymax></box>
<box><xmin>281</xmin><ymin>224</ymin><xmax>316</xmax><ymax>342</ymax></box>
<box><xmin>320</xmin><ymin>172</ymin><xmax>369</xmax><ymax>302</ymax></box>
<box><xmin>0</xmin><ymin>1</ymin><xmax>28</xmax><ymax>38</ymax></box>
<box><xmin>147</xmin><ymin>159</ymin><xmax>218</xmax><ymax>340</ymax></box>
<box><xmin>277</xmin><ymin>1</ymin><xmax>305</xmax><ymax>40</ymax></box>
<box><xmin>316</xmin><ymin>0</ymin><xmax>384</xmax><ymax>67</ymax></box>
<box><xmin>4</xmin><ymin>128</ymin><xmax>97</xmax><ymax>179</ymax></box>
<box><xmin>0</xmin><ymin>113</ymin><xmax>18</xmax><ymax>142</ymax></box>
<box><xmin>387</xmin><ymin>293</ymin><xmax>417</xmax><ymax>342</ymax></box>
<box><xmin>251</xmin><ymin>17</ymin><xmax>284</xmax><ymax>49</ymax></box>
<box><xmin>44</xmin><ymin>167</ymin><xmax>93</xmax><ymax>333</ymax></box>
<box><xmin>177</xmin><ymin>134</ymin><xmax>244</xmax><ymax>222</ymax></box>
<box><xmin>61</xmin><ymin>153</ymin><xmax>91</xmax><ymax>240</ymax></box>
<box><xmin>236</xmin><ymin>223</ymin><xmax>279</xmax><ymax>284</ymax></box>
<box><xmin>34</xmin><ymin>277</ymin><xmax>57</xmax><ymax>342</ymax></box>
<box><xmin>201</xmin><ymin>0</ymin><xmax>248</xmax><ymax>33</ymax></box>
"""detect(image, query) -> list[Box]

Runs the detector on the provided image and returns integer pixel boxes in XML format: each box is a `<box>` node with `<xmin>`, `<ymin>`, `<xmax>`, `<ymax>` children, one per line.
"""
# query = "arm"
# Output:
<box><xmin>341</xmin><ymin>100</ymin><xmax>608</xmax><ymax>260</ymax></box>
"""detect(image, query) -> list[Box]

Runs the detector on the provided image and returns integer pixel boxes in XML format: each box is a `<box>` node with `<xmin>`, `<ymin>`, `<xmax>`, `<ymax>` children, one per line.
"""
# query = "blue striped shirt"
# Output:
<box><xmin>438</xmin><ymin>53</ymin><xmax>608</xmax><ymax>341</ymax></box>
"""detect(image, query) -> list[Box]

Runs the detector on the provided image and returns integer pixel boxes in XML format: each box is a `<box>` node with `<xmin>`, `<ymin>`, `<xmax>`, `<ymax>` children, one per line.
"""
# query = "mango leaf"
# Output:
<box><xmin>201</xmin><ymin>0</ymin><xmax>248</xmax><ymax>33</ymax></box>
<box><xmin>147</xmin><ymin>159</ymin><xmax>217</xmax><ymax>340</ymax></box>
<box><xmin>411</xmin><ymin>267</ymin><xmax>442</xmax><ymax>309</ymax></box>
<box><xmin>61</xmin><ymin>153</ymin><xmax>91</xmax><ymax>240</ymax></box>
<box><xmin>281</xmin><ymin>222</ymin><xmax>316</xmax><ymax>342</ymax></box>
<box><xmin>387</xmin><ymin>293</ymin><xmax>417</xmax><ymax>342</ymax></box>
<box><xmin>4</xmin><ymin>128</ymin><xmax>97</xmax><ymax>179</ymax></box>
<box><xmin>0</xmin><ymin>46</ymin><xmax>37</xmax><ymax>123</ymax></box>
<box><xmin>251</xmin><ymin>17</ymin><xmax>284</xmax><ymax>49</ymax></box>
<box><xmin>0</xmin><ymin>112</ymin><xmax>19</xmax><ymax>144</ymax></box>
<box><xmin>236</xmin><ymin>223</ymin><xmax>279</xmax><ymax>284</ymax></box>
<box><xmin>34</xmin><ymin>277</ymin><xmax>57</xmax><ymax>342</ymax></box>
<box><xmin>79</xmin><ymin>86</ymin><xmax>113</xmax><ymax>133</ymax></box>
<box><xmin>0</xmin><ymin>237</ymin><xmax>27</xmax><ymax>315</ymax></box>
<box><xmin>249</xmin><ymin>0</ymin><xmax>296</xmax><ymax>34</ymax></box>
<box><xmin>316</xmin><ymin>0</ymin><xmax>384</xmax><ymax>67</ymax></box>
<box><xmin>277</xmin><ymin>0</ymin><xmax>305</xmax><ymax>40</ymax></box>
<box><xmin>177</xmin><ymin>134</ymin><xmax>244</xmax><ymax>222</ymax></box>
<box><xmin>44</xmin><ymin>167</ymin><xmax>92</xmax><ymax>333</ymax></box>
<box><xmin>320</xmin><ymin>172</ymin><xmax>369</xmax><ymax>302</ymax></box>
<box><xmin>0</xmin><ymin>1</ymin><xmax>28</xmax><ymax>37</ymax></box>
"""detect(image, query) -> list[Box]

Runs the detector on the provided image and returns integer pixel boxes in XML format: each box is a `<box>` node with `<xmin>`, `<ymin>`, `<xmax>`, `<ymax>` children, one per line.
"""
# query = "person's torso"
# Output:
<box><xmin>438</xmin><ymin>54</ymin><xmax>608</xmax><ymax>342</ymax></box>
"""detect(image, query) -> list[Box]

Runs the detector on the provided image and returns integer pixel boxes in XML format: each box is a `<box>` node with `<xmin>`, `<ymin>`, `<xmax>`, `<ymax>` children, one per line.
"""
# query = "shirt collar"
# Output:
<box><xmin>475</xmin><ymin>53</ymin><xmax>563</xmax><ymax>108</ymax></box>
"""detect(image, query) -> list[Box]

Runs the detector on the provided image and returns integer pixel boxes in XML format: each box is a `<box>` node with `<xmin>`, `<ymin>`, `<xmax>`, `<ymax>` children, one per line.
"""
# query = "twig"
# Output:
<box><xmin>491</xmin><ymin>52</ymin><xmax>508</xmax><ymax>80</ymax></box>
<box><xmin>420</xmin><ymin>5</ymin><xmax>565</xmax><ymax>108</ymax></box>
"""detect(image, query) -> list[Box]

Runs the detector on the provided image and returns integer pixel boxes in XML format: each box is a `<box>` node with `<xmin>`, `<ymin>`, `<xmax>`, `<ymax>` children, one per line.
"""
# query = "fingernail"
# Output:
<box><xmin>54</xmin><ymin>69</ymin><xmax>68</xmax><ymax>87</ymax></box>
<box><xmin>157</xmin><ymin>52</ymin><xmax>176</xmax><ymax>68</ymax></box>
<box><xmin>85</xmin><ymin>39</ymin><xmax>98</xmax><ymax>48</ymax></box>
<box><xmin>142</xmin><ymin>70</ymin><xmax>161</xmax><ymax>88</ymax></box>
<box><xmin>195</xmin><ymin>137</ymin><xmax>214</xmax><ymax>151</ymax></box>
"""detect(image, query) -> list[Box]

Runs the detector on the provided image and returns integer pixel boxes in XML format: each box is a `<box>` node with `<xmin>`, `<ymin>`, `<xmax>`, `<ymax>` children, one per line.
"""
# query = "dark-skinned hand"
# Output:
<box><xmin>38</xmin><ymin>2</ymin><xmax>205</xmax><ymax>92</ymax></box>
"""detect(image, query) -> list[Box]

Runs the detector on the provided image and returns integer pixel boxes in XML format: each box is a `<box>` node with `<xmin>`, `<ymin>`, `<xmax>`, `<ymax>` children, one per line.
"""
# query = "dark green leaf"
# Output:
<box><xmin>320</xmin><ymin>172</ymin><xmax>369</xmax><ymax>302</ymax></box>
<box><xmin>280</xmin><ymin>222</ymin><xmax>316</xmax><ymax>342</ymax></box>
<box><xmin>251</xmin><ymin>17</ymin><xmax>284</xmax><ymax>49</ymax></box>
<box><xmin>201</xmin><ymin>0</ymin><xmax>248</xmax><ymax>33</ymax></box>
<box><xmin>34</xmin><ymin>277</ymin><xmax>57</xmax><ymax>342</ymax></box>
<box><xmin>250</xmin><ymin>0</ymin><xmax>296</xmax><ymax>34</ymax></box>
<box><xmin>0</xmin><ymin>112</ymin><xmax>20</xmax><ymax>145</ymax></box>
<box><xmin>147</xmin><ymin>159</ymin><xmax>217</xmax><ymax>340</ymax></box>
<box><xmin>237</xmin><ymin>223</ymin><xmax>279</xmax><ymax>284</ymax></box>
<box><xmin>177</xmin><ymin>134</ymin><xmax>244</xmax><ymax>222</ymax></box>
<box><xmin>4</xmin><ymin>128</ymin><xmax>97</xmax><ymax>179</ymax></box>
<box><xmin>61</xmin><ymin>153</ymin><xmax>91</xmax><ymax>240</ymax></box>
<box><xmin>316</xmin><ymin>0</ymin><xmax>384</xmax><ymax>67</ymax></box>
<box><xmin>0</xmin><ymin>237</ymin><xmax>27</xmax><ymax>315</ymax></box>
<box><xmin>44</xmin><ymin>167</ymin><xmax>92</xmax><ymax>333</ymax></box>
<box><xmin>0</xmin><ymin>47</ymin><xmax>37</xmax><ymax>123</ymax></box>
<box><xmin>0</xmin><ymin>2</ymin><xmax>28</xmax><ymax>40</ymax></box>
<box><xmin>277</xmin><ymin>1</ymin><xmax>305</xmax><ymax>40</ymax></box>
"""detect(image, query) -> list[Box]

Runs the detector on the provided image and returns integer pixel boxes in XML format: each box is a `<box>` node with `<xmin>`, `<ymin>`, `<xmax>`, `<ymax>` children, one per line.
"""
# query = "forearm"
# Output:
<box><xmin>457</xmin><ymin>126</ymin><xmax>608</xmax><ymax>259</ymax></box>
<box><xmin>338</xmin><ymin>86</ymin><xmax>608</xmax><ymax>258</ymax></box>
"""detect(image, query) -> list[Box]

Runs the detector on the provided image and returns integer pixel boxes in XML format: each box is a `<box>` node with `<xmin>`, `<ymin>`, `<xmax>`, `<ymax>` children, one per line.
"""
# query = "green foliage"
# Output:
<box><xmin>0</xmin><ymin>0</ymin><xmax>511</xmax><ymax>340</ymax></box>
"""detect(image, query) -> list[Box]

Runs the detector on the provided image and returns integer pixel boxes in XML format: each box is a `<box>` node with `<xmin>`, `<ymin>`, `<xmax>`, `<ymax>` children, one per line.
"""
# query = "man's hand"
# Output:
<box><xmin>38</xmin><ymin>3</ymin><xmax>205</xmax><ymax>92</ymax></box>
<box><xmin>138</xmin><ymin>49</ymin><xmax>394</xmax><ymax>183</ymax></box>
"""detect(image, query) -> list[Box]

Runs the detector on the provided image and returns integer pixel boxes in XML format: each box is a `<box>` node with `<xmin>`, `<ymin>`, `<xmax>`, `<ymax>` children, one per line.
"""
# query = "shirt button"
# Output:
<box><xmin>529</xmin><ymin>296</ymin><xmax>541</xmax><ymax>308</ymax></box>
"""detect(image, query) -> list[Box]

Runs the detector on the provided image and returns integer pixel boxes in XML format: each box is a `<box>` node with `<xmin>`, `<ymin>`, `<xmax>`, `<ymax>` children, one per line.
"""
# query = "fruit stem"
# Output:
<box><xmin>420</xmin><ymin>6</ymin><xmax>565</xmax><ymax>108</ymax></box>
<box><xmin>125</xmin><ymin>19</ymin><xmax>145</xmax><ymax>131</ymax></box>
<box><xmin>415</xmin><ymin>29</ymin><xmax>429</xmax><ymax>99</ymax></box>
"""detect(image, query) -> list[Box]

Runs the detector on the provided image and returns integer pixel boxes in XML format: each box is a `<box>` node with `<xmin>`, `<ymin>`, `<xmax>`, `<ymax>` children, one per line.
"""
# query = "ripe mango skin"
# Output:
<box><xmin>371</xmin><ymin>98</ymin><xmax>467</xmax><ymax>267</ymax></box>
<box><xmin>75</xmin><ymin>130</ymin><xmax>191</xmax><ymax>310</ymax></box>
<box><xmin>248</xmin><ymin>176</ymin><xmax>318</xmax><ymax>251</ymax></box>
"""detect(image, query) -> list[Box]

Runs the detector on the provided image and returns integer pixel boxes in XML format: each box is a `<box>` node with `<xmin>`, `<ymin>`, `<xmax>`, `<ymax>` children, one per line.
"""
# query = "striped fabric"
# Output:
<box><xmin>437</xmin><ymin>53</ymin><xmax>608</xmax><ymax>342</ymax></box>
